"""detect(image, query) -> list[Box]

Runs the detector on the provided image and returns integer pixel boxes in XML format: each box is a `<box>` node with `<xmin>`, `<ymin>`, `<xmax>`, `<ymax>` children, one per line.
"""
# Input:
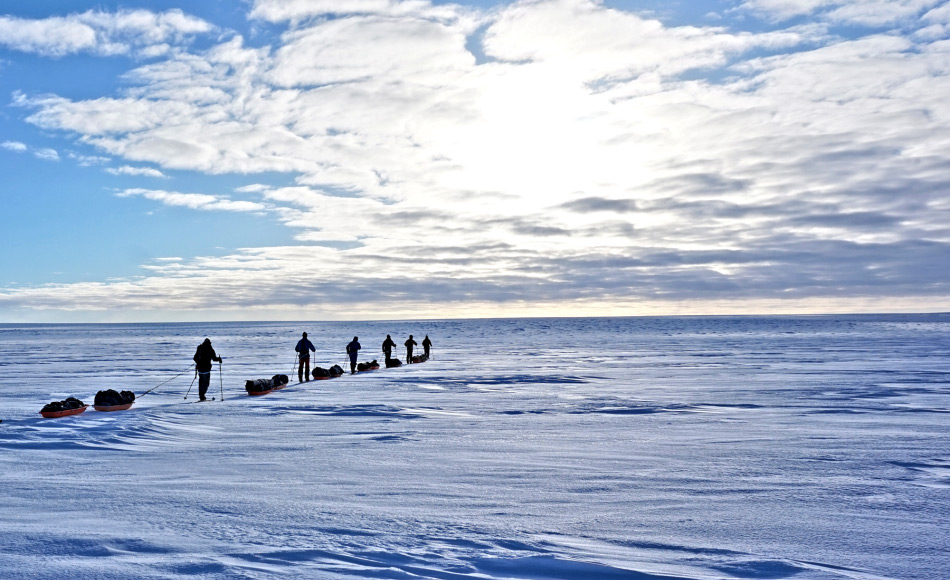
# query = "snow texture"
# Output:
<box><xmin>0</xmin><ymin>315</ymin><xmax>948</xmax><ymax>579</ymax></box>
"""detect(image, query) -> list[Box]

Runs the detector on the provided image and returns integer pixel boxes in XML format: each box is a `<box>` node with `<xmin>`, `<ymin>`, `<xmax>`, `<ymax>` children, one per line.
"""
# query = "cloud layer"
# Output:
<box><xmin>0</xmin><ymin>9</ymin><xmax>213</xmax><ymax>57</ymax></box>
<box><xmin>3</xmin><ymin>0</ymin><xmax>950</xmax><ymax>319</ymax></box>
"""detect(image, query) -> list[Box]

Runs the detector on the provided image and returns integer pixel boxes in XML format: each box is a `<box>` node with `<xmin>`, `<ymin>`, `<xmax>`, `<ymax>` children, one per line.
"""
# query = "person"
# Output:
<box><xmin>422</xmin><ymin>335</ymin><xmax>432</xmax><ymax>358</ymax></box>
<box><xmin>382</xmin><ymin>334</ymin><xmax>396</xmax><ymax>362</ymax></box>
<box><xmin>295</xmin><ymin>332</ymin><xmax>316</xmax><ymax>382</ymax></box>
<box><xmin>405</xmin><ymin>334</ymin><xmax>418</xmax><ymax>363</ymax></box>
<box><xmin>193</xmin><ymin>338</ymin><xmax>222</xmax><ymax>401</ymax></box>
<box><xmin>346</xmin><ymin>336</ymin><xmax>361</xmax><ymax>374</ymax></box>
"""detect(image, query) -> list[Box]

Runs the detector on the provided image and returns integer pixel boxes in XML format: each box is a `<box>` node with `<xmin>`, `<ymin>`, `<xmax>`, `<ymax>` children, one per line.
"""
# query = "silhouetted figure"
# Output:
<box><xmin>295</xmin><ymin>332</ymin><xmax>316</xmax><ymax>382</ymax></box>
<box><xmin>382</xmin><ymin>334</ymin><xmax>396</xmax><ymax>362</ymax></box>
<box><xmin>346</xmin><ymin>336</ymin><xmax>361</xmax><ymax>374</ymax></box>
<box><xmin>405</xmin><ymin>335</ymin><xmax>418</xmax><ymax>363</ymax></box>
<box><xmin>193</xmin><ymin>338</ymin><xmax>222</xmax><ymax>401</ymax></box>
<box><xmin>422</xmin><ymin>335</ymin><xmax>432</xmax><ymax>358</ymax></box>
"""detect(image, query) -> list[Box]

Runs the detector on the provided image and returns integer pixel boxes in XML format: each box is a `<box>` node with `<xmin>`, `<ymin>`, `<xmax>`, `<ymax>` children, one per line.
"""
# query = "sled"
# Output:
<box><xmin>40</xmin><ymin>405</ymin><xmax>88</xmax><ymax>418</ymax></box>
<box><xmin>94</xmin><ymin>402</ymin><xmax>134</xmax><ymax>412</ymax></box>
<box><xmin>247</xmin><ymin>384</ymin><xmax>287</xmax><ymax>396</ymax></box>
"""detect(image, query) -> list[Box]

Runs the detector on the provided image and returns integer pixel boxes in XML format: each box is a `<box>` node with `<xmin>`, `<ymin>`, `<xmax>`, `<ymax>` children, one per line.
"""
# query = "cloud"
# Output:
<box><xmin>117</xmin><ymin>188</ymin><xmax>267</xmax><ymax>213</ymax></box>
<box><xmin>1</xmin><ymin>141</ymin><xmax>28</xmax><ymax>152</ymax></box>
<box><xmin>249</xmin><ymin>0</ymin><xmax>470</xmax><ymax>23</ymax></box>
<box><xmin>268</xmin><ymin>13</ymin><xmax>478</xmax><ymax>88</ymax></box>
<box><xmin>68</xmin><ymin>152</ymin><xmax>111</xmax><ymax>166</ymax></box>
<box><xmin>4</xmin><ymin>0</ymin><xmax>950</xmax><ymax>317</ymax></box>
<box><xmin>483</xmin><ymin>0</ymin><xmax>811</xmax><ymax>84</ymax></box>
<box><xmin>559</xmin><ymin>197</ymin><xmax>639</xmax><ymax>213</ymax></box>
<box><xmin>739</xmin><ymin>0</ymin><xmax>944</xmax><ymax>26</ymax></box>
<box><xmin>2</xmin><ymin>140</ymin><xmax>63</xmax><ymax>161</ymax></box>
<box><xmin>33</xmin><ymin>148</ymin><xmax>60</xmax><ymax>161</ymax></box>
<box><xmin>106</xmin><ymin>165</ymin><xmax>166</xmax><ymax>177</ymax></box>
<box><xmin>0</xmin><ymin>9</ymin><xmax>214</xmax><ymax>57</ymax></box>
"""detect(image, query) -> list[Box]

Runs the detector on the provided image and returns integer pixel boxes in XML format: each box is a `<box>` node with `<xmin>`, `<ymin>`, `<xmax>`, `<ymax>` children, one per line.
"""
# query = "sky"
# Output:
<box><xmin>1</xmin><ymin>0</ymin><xmax>949</xmax><ymax>322</ymax></box>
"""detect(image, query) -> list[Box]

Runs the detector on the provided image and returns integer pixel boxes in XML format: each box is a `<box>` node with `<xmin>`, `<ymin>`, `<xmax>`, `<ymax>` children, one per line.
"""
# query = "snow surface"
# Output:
<box><xmin>0</xmin><ymin>315</ymin><xmax>948</xmax><ymax>579</ymax></box>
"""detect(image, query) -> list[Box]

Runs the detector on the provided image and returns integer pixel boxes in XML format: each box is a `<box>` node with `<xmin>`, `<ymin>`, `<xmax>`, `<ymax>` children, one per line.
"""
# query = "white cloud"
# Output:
<box><xmin>250</xmin><ymin>0</ymin><xmax>395</xmax><ymax>21</ymax></box>
<box><xmin>68</xmin><ymin>151</ymin><xmax>111</xmax><ymax>165</ymax></box>
<box><xmin>269</xmin><ymin>14</ymin><xmax>477</xmax><ymax>87</ymax></box>
<box><xmin>117</xmin><ymin>188</ymin><xmax>267</xmax><ymax>212</ymax></box>
<box><xmin>740</xmin><ymin>0</ymin><xmax>944</xmax><ymax>25</ymax></box>
<box><xmin>249</xmin><ymin>0</ymin><xmax>469</xmax><ymax>23</ymax></box>
<box><xmin>483</xmin><ymin>0</ymin><xmax>809</xmax><ymax>82</ymax></box>
<box><xmin>1</xmin><ymin>141</ymin><xmax>28</xmax><ymax>152</ymax></box>
<box><xmin>20</xmin><ymin>92</ymin><xmax>197</xmax><ymax>135</ymax></box>
<box><xmin>235</xmin><ymin>184</ymin><xmax>271</xmax><ymax>193</ymax></box>
<box><xmin>33</xmin><ymin>148</ymin><xmax>60</xmax><ymax>161</ymax></box>
<box><xmin>925</xmin><ymin>3</ymin><xmax>950</xmax><ymax>22</ymax></box>
<box><xmin>0</xmin><ymin>9</ymin><xmax>213</xmax><ymax>57</ymax></box>
<box><xmin>106</xmin><ymin>165</ymin><xmax>166</xmax><ymax>177</ymax></box>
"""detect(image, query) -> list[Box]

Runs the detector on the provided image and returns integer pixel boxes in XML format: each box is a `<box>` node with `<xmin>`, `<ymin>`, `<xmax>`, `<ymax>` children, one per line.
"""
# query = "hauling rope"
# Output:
<box><xmin>140</xmin><ymin>364</ymin><xmax>197</xmax><ymax>398</ymax></box>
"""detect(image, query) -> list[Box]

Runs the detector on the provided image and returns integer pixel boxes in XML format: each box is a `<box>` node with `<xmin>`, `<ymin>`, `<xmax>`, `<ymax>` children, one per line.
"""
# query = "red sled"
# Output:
<box><xmin>94</xmin><ymin>403</ymin><xmax>134</xmax><ymax>412</ymax></box>
<box><xmin>40</xmin><ymin>406</ymin><xmax>88</xmax><ymax>418</ymax></box>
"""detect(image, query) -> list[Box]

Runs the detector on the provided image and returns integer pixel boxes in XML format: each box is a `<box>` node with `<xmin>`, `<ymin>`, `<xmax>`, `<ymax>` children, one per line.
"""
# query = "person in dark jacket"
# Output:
<box><xmin>346</xmin><ymin>336</ymin><xmax>361</xmax><ymax>374</ymax></box>
<box><xmin>422</xmin><ymin>335</ymin><xmax>432</xmax><ymax>358</ymax></box>
<box><xmin>382</xmin><ymin>334</ymin><xmax>396</xmax><ymax>362</ymax></box>
<box><xmin>405</xmin><ymin>335</ymin><xmax>418</xmax><ymax>363</ymax></box>
<box><xmin>295</xmin><ymin>332</ymin><xmax>316</xmax><ymax>382</ymax></box>
<box><xmin>193</xmin><ymin>338</ymin><xmax>222</xmax><ymax>401</ymax></box>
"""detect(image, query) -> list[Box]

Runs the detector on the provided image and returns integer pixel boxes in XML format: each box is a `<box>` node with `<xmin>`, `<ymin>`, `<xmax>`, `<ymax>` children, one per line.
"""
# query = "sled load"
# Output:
<box><xmin>311</xmin><ymin>365</ymin><xmax>344</xmax><ymax>379</ymax></box>
<box><xmin>411</xmin><ymin>354</ymin><xmax>428</xmax><ymax>364</ymax></box>
<box><xmin>245</xmin><ymin>374</ymin><xmax>290</xmax><ymax>395</ymax></box>
<box><xmin>385</xmin><ymin>358</ymin><xmax>402</xmax><ymax>368</ymax></box>
<box><xmin>94</xmin><ymin>389</ymin><xmax>136</xmax><ymax>411</ymax></box>
<box><xmin>40</xmin><ymin>397</ymin><xmax>87</xmax><ymax>418</ymax></box>
<box><xmin>356</xmin><ymin>360</ymin><xmax>380</xmax><ymax>372</ymax></box>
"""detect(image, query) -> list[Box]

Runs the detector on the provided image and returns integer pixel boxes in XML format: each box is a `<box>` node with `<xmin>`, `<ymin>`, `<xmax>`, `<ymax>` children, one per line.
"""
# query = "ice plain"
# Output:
<box><xmin>0</xmin><ymin>315</ymin><xmax>948</xmax><ymax>579</ymax></box>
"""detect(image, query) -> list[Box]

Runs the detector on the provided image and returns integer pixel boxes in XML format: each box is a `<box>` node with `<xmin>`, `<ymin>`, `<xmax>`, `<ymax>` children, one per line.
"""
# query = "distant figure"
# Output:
<box><xmin>346</xmin><ymin>336</ymin><xmax>361</xmax><ymax>374</ymax></box>
<box><xmin>422</xmin><ymin>335</ymin><xmax>432</xmax><ymax>358</ymax></box>
<box><xmin>295</xmin><ymin>332</ymin><xmax>316</xmax><ymax>382</ymax></box>
<box><xmin>405</xmin><ymin>335</ymin><xmax>418</xmax><ymax>363</ymax></box>
<box><xmin>192</xmin><ymin>338</ymin><xmax>222</xmax><ymax>401</ymax></box>
<box><xmin>382</xmin><ymin>334</ymin><xmax>396</xmax><ymax>362</ymax></box>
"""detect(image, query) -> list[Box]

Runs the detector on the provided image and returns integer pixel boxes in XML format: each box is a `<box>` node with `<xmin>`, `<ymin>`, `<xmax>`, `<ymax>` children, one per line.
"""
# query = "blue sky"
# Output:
<box><xmin>2</xmin><ymin>0</ymin><xmax>949</xmax><ymax>321</ymax></box>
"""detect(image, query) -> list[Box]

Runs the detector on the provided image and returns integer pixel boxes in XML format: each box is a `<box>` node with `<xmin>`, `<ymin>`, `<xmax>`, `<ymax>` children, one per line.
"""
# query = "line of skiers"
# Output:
<box><xmin>194</xmin><ymin>333</ymin><xmax>434</xmax><ymax>391</ymax></box>
<box><xmin>298</xmin><ymin>333</ymin><xmax>432</xmax><ymax>381</ymax></box>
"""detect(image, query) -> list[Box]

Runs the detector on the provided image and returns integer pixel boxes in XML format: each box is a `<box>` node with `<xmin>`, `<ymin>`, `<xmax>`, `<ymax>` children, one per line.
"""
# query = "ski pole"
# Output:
<box><xmin>184</xmin><ymin>369</ymin><xmax>197</xmax><ymax>399</ymax></box>
<box><xmin>219</xmin><ymin>360</ymin><xmax>224</xmax><ymax>402</ymax></box>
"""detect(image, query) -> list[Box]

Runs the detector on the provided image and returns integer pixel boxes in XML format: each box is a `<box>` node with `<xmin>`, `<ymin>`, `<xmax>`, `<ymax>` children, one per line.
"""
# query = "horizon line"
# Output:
<box><xmin>2</xmin><ymin>311</ymin><xmax>948</xmax><ymax>326</ymax></box>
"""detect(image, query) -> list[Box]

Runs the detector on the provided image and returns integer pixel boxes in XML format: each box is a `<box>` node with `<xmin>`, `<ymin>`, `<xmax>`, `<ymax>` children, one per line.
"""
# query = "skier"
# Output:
<box><xmin>382</xmin><ymin>334</ymin><xmax>396</xmax><ymax>362</ymax></box>
<box><xmin>295</xmin><ymin>332</ymin><xmax>316</xmax><ymax>382</ymax></box>
<box><xmin>346</xmin><ymin>336</ymin><xmax>361</xmax><ymax>374</ymax></box>
<box><xmin>422</xmin><ymin>335</ymin><xmax>432</xmax><ymax>359</ymax></box>
<box><xmin>192</xmin><ymin>338</ymin><xmax>222</xmax><ymax>401</ymax></box>
<box><xmin>405</xmin><ymin>335</ymin><xmax>418</xmax><ymax>363</ymax></box>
